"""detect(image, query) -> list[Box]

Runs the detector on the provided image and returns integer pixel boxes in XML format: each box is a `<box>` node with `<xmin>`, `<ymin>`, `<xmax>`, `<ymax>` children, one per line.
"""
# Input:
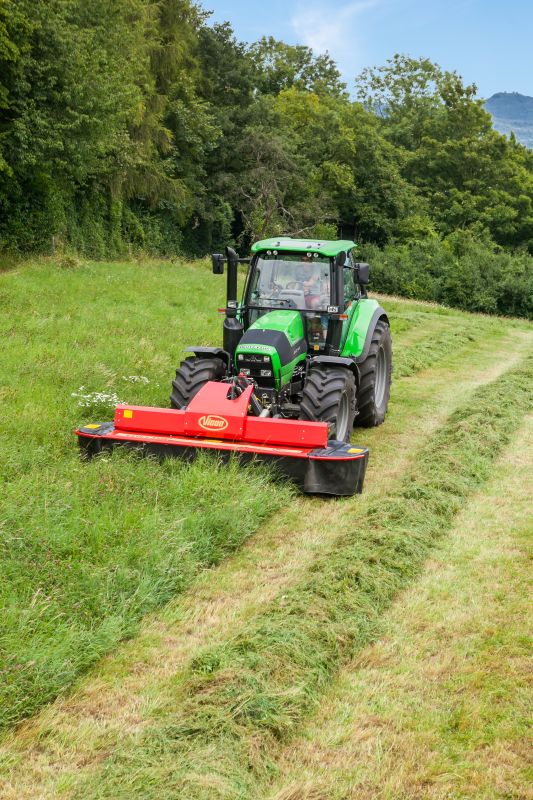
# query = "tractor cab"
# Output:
<box><xmin>247</xmin><ymin>250</ymin><xmax>332</xmax><ymax>348</ymax></box>
<box><xmin>248</xmin><ymin>251</ymin><xmax>331</xmax><ymax>313</ymax></box>
<box><xmin>212</xmin><ymin>237</ymin><xmax>370</xmax><ymax>363</ymax></box>
<box><xmin>194</xmin><ymin>235</ymin><xmax>391</xmax><ymax>438</ymax></box>
<box><xmin>243</xmin><ymin>244</ymin><xmax>367</xmax><ymax>350</ymax></box>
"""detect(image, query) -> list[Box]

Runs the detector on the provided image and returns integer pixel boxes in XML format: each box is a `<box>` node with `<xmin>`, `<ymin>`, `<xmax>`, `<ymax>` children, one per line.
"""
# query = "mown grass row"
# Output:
<box><xmin>377</xmin><ymin>299</ymin><xmax>507</xmax><ymax>380</ymax></box>
<box><xmin>393</xmin><ymin>315</ymin><xmax>496</xmax><ymax>378</ymax></box>
<box><xmin>266</xmin><ymin>418</ymin><xmax>533</xmax><ymax>800</ymax></box>
<box><xmin>75</xmin><ymin>354</ymin><xmax>533</xmax><ymax>800</ymax></box>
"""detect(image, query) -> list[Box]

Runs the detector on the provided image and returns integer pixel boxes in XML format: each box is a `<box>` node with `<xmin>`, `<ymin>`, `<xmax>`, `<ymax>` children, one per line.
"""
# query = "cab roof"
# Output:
<box><xmin>251</xmin><ymin>236</ymin><xmax>357</xmax><ymax>258</ymax></box>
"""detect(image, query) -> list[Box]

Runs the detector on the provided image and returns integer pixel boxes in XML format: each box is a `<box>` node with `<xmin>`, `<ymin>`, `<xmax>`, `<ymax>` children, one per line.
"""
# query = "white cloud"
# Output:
<box><xmin>291</xmin><ymin>0</ymin><xmax>380</xmax><ymax>77</ymax></box>
<box><xmin>292</xmin><ymin>0</ymin><xmax>377</xmax><ymax>53</ymax></box>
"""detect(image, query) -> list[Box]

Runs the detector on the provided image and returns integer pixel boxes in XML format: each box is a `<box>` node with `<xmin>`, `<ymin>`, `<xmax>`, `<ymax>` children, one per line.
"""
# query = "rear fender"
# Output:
<box><xmin>341</xmin><ymin>300</ymin><xmax>388</xmax><ymax>363</ymax></box>
<box><xmin>354</xmin><ymin>309</ymin><xmax>389</xmax><ymax>364</ymax></box>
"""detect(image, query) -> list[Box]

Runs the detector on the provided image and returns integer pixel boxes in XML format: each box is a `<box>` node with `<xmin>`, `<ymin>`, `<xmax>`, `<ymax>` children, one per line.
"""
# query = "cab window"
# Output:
<box><xmin>343</xmin><ymin>265</ymin><xmax>356</xmax><ymax>304</ymax></box>
<box><xmin>249</xmin><ymin>252</ymin><xmax>331</xmax><ymax>311</ymax></box>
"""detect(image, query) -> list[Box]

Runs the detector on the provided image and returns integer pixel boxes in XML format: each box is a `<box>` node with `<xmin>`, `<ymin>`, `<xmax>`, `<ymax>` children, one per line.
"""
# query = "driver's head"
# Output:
<box><xmin>299</xmin><ymin>254</ymin><xmax>315</xmax><ymax>274</ymax></box>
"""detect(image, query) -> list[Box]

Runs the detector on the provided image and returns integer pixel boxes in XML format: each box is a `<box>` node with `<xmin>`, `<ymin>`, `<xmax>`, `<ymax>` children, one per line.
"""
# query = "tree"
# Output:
<box><xmin>250</xmin><ymin>37</ymin><xmax>347</xmax><ymax>98</ymax></box>
<box><xmin>183</xmin><ymin>21</ymin><xmax>258</xmax><ymax>252</ymax></box>
<box><xmin>0</xmin><ymin>0</ymin><xmax>153</xmax><ymax>251</ymax></box>
<box><xmin>356</xmin><ymin>55</ymin><xmax>533</xmax><ymax>250</ymax></box>
<box><xmin>270</xmin><ymin>88</ymin><xmax>427</xmax><ymax>244</ymax></box>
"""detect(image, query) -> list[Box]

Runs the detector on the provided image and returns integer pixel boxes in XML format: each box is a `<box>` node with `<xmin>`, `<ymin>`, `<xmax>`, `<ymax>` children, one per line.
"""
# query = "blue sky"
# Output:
<box><xmin>208</xmin><ymin>0</ymin><xmax>532</xmax><ymax>99</ymax></box>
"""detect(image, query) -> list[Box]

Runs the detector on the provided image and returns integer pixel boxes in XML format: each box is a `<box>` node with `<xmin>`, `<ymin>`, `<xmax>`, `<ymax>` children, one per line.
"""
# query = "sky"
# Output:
<box><xmin>208</xmin><ymin>0</ymin><xmax>533</xmax><ymax>99</ymax></box>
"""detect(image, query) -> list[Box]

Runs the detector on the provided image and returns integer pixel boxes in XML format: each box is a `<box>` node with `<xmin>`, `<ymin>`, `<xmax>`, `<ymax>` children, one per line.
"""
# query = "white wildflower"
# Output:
<box><xmin>71</xmin><ymin>387</ymin><xmax>124</xmax><ymax>408</ymax></box>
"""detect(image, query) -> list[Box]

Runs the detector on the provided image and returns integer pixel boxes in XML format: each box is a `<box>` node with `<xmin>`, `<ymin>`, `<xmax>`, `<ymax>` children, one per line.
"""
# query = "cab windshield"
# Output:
<box><xmin>249</xmin><ymin>252</ymin><xmax>331</xmax><ymax>311</ymax></box>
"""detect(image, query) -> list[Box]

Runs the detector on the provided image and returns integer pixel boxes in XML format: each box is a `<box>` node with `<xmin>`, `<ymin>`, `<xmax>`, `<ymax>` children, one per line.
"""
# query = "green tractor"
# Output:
<box><xmin>170</xmin><ymin>237</ymin><xmax>392</xmax><ymax>441</ymax></box>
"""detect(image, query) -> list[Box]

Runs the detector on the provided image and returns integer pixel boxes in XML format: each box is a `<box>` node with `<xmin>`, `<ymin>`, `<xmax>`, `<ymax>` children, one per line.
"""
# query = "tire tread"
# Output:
<box><xmin>299</xmin><ymin>366</ymin><xmax>356</xmax><ymax>442</ymax></box>
<box><xmin>356</xmin><ymin>319</ymin><xmax>392</xmax><ymax>427</ymax></box>
<box><xmin>170</xmin><ymin>357</ymin><xmax>226</xmax><ymax>409</ymax></box>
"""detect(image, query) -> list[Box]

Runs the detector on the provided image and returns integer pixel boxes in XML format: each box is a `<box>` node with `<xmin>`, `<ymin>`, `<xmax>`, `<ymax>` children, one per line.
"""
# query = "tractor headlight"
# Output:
<box><xmin>260</xmin><ymin>369</ymin><xmax>272</xmax><ymax>377</ymax></box>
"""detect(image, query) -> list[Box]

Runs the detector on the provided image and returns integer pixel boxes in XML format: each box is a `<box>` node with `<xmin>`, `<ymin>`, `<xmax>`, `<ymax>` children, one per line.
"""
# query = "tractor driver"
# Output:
<box><xmin>293</xmin><ymin>254</ymin><xmax>323</xmax><ymax>310</ymax></box>
<box><xmin>295</xmin><ymin>254</ymin><xmax>331</xmax><ymax>340</ymax></box>
<box><xmin>296</xmin><ymin>254</ymin><xmax>319</xmax><ymax>290</ymax></box>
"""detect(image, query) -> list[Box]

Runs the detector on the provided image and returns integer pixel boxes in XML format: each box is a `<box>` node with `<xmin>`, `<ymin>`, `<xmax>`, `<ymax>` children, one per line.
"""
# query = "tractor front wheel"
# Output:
<box><xmin>170</xmin><ymin>357</ymin><xmax>226</xmax><ymax>409</ymax></box>
<box><xmin>299</xmin><ymin>366</ymin><xmax>356</xmax><ymax>443</ymax></box>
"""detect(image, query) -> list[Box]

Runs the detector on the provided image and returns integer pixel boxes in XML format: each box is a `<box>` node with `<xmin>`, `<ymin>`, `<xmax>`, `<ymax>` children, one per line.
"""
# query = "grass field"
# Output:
<box><xmin>0</xmin><ymin>257</ymin><xmax>531</xmax><ymax>799</ymax></box>
<box><xmin>266</xmin><ymin>415</ymin><xmax>533</xmax><ymax>800</ymax></box>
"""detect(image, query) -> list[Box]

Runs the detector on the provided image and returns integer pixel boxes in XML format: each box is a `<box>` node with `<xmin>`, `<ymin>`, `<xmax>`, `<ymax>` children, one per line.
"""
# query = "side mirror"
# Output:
<box><xmin>334</xmin><ymin>251</ymin><xmax>347</xmax><ymax>268</ymax></box>
<box><xmin>211</xmin><ymin>253</ymin><xmax>224</xmax><ymax>274</ymax></box>
<box><xmin>355</xmin><ymin>262</ymin><xmax>370</xmax><ymax>285</ymax></box>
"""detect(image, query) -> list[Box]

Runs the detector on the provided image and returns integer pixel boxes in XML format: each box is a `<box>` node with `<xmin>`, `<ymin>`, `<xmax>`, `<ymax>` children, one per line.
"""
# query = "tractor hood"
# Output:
<box><xmin>235</xmin><ymin>310</ymin><xmax>307</xmax><ymax>388</ymax></box>
<box><xmin>247</xmin><ymin>309</ymin><xmax>305</xmax><ymax>344</ymax></box>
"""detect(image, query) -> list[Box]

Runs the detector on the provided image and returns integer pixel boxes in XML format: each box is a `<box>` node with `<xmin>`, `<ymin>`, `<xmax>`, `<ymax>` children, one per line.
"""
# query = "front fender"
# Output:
<box><xmin>185</xmin><ymin>346</ymin><xmax>231</xmax><ymax>369</ymax></box>
<box><xmin>309</xmin><ymin>355</ymin><xmax>358</xmax><ymax>377</ymax></box>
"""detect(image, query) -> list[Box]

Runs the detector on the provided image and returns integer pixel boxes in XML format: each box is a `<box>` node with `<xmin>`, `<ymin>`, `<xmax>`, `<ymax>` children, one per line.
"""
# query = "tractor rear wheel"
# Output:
<box><xmin>356</xmin><ymin>319</ymin><xmax>392</xmax><ymax>427</ymax></box>
<box><xmin>299</xmin><ymin>366</ymin><xmax>356</xmax><ymax>443</ymax></box>
<box><xmin>170</xmin><ymin>357</ymin><xmax>226</xmax><ymax>409</ymax></box>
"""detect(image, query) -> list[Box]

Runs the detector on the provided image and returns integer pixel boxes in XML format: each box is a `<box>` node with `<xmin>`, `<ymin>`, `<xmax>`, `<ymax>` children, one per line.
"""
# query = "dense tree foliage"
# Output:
<box><xmin>362</xmin><ymin>230</ymin><xmax>533</xmax><ymax>319</ymax></box>
<box><xmin>0</xmin><ymin>2</ymin><xmax>531</xmax><ymax>316</ymax></box>
<box><xmin>357</xmin><ymin>56</ymin><xmax>533</xmax><ymax>250</ymax></box>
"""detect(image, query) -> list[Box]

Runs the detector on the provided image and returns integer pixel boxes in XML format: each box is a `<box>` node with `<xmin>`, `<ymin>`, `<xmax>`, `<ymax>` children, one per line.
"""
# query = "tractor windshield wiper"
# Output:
<box><xmin>256</xmin><ymin>297</ymin><xmax>294</xmax><ymax>307</ymax></box>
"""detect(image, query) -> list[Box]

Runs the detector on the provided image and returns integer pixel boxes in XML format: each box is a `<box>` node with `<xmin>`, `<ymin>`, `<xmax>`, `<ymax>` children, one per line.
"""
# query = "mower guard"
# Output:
<box><xmin>76</xmin><ymin>381</ymin><xmax>369</xmax><ymax>496</ymax></box>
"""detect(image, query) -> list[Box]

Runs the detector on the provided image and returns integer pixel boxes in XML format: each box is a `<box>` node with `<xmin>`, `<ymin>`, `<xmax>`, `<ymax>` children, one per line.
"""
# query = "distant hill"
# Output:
<box><xmin>485</xmin><ymin>92</ymin><xmax>533</xmax><ymax>149</ymax></box>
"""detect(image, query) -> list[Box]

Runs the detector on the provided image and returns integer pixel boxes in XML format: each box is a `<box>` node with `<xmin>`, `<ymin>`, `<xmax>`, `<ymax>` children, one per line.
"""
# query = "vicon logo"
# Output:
<box><xmin>198</xmin><ymin>415</ymin><xmax>229</xmax><ymax>432</ymax></box>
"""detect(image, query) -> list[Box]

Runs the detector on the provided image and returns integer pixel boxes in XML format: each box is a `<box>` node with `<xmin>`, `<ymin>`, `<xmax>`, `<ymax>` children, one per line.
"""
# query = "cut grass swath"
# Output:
<box><xmin>266</xmin><ymin>416</ymin><xmax>533</xmax><ymax>800</ymax></box>
<box><xmin>394</xmin><ymin>318</ymin><xmax>489</xmax><ymax>378</ymax></box>
<box><xmin>75</xmin><ymin>353</ymin><xmax>533</xmax><ymax>800</ymax></box>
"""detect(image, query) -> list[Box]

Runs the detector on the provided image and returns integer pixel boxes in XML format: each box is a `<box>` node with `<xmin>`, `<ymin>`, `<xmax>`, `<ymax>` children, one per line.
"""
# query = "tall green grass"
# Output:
<box><xmin>75</xmin><ymin>354</ymin><xmax>533</xmax><ymax>800</ymax></box>
<box><xmin>0</xmin><ymin>259</ymin><xmax>290</xmax><ymax>730</ymax></box>
<box><xmin>0</xmin><ymin>454</ymin><xmax>290</xmax><ymax>730</ymax></box>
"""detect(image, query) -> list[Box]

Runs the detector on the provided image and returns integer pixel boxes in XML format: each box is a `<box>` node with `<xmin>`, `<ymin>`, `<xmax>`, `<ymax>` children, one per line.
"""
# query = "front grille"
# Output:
<box><xmin>236</xmin><ymin>353</ymin><xmax>276</xmax><ymax>388</ymax></box>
